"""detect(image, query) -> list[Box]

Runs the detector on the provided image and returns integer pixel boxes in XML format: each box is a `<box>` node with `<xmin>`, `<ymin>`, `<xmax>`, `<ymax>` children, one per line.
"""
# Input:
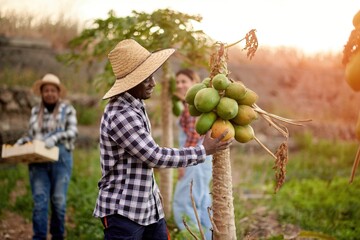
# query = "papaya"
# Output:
<box><xmin>345</xmin><ymin>51</ymin><xmax>360</xmax><ymax>91</ymax></box>
<box><xmin>237</xmin><ymin>88</ymin><xmax>258</xmax><ymax>106</ymax></box>
<box><xmin>185</xmin><ymin>83</ymin><xmax>207</xmax><ymax>105</ymax></box>
<box><xmin>172</xmin><ymin>99</ymin><xmax>184</xmax><ymax>116</ymax></box>
<box><xmin>225</xmin><ymin>82</ymin><xmax>247</xmax><ymax>102</ymax></box>
<box><xmin>194</xmin><ymin>88</ymin><xmax>220</xmax><ymax>113</ymax></box>
<box><xmin>216</xmin><ymin>97</ymin><xmax>238</xmax><ymax>120</ymax></box>
<box><xmin>202</xmin><ymin>77</ymin><xmax>211</xmax><ymax>87</ymax></box>
<box><xmin>233</xmin><ymin>124</ymin><xmax>255</xmax><ymax>143</ymax></box>
<box><xmin>169</xmin><ymin>76</ymin><xmax>177</xmax><ymax>93</ymax></box>
<box><xmin>211</xmin><ymin>119</ymin><xmax>235</xmax><ymax>141</ymax></box>
<box><xmin>353</xmin><ymin>10</ymin><xmax>360</xmax><ymax>28</ymax></box>
<box><xmin>231</xmin><ymin>105</ymin><xmax>258</xmax><ymax>126</ymax></box>
<box><xmin>212</xmin><ymin>73</ymin><xmax>230</xmax><ymax>90</ymax></box>
<box><xmin>188</xmin><ymin>104</ymin><xmax>202</xmax><ymax>117</ymax></box>
<box><xmin>195</xmin><ymin>112</ymin><xmax>217</xmax><ymax>135</ymax></box>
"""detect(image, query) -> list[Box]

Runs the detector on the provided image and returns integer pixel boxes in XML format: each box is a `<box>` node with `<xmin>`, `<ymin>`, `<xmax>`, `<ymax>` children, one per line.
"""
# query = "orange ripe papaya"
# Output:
<box><xmin>211</xmin><ymin>119</ymin><xmax>235</xmax><ymax>142</ymax></box>
<box><xmin>353</xmin><ymin>10</ymin><xmax>360</xmax><ymax>28</ymax></box>
<box><xmin>345</xmin><ymin>51</ymin><xmax>360</xmax><ymax>91</ymax></box>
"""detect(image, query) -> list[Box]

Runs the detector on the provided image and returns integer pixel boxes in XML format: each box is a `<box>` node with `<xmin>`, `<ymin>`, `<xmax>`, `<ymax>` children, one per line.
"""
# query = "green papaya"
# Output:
<box><xmin>195</xmin><ymin>112</ymin><xmax>217</xmax><ymax>135</ymax></box>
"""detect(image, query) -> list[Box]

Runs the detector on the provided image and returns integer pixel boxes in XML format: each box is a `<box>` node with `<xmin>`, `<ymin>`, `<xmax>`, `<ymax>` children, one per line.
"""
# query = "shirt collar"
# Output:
<box><xmin>112</xmin><ymin>92</ymin><xmax>145</xmax><ymax>109</ymax></box>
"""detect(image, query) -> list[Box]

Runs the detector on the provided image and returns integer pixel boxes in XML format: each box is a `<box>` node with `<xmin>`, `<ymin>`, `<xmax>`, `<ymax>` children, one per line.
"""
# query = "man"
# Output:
<box><xmin>93</xmin><ymin>39</ymin><xmax>233</xmax><ymax>240</ymax></box>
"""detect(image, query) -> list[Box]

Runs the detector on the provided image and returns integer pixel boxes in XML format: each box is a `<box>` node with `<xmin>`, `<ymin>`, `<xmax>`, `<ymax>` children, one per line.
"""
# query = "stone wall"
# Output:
<box><xmin>0</xmin><ymin>36</ymin><xmax>103</xmax><ymax>150</ymax></box>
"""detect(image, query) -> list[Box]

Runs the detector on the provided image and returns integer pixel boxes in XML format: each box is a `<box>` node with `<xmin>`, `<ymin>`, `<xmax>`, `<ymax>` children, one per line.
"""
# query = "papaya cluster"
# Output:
<box><xmin>185</xmin><ymin>73</ymin><xmax>259</xmax><ymax>143</ymax></box>
<box><xmin>344</xmin><ymin>10</ymin><xmax>360</xmax><ymax>92</ymax></box>
<box><xmin>344</xmin><ymin>10</ymin><xmax>360</xmax><ymax>141</ymax></box>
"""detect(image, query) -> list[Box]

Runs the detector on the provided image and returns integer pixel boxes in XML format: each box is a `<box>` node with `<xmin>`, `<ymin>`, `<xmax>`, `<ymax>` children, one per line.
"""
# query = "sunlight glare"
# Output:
<box><xmin>0</xmin><ymin>0</ymin><xmax>358</xmax><ymax>55</ymax></box>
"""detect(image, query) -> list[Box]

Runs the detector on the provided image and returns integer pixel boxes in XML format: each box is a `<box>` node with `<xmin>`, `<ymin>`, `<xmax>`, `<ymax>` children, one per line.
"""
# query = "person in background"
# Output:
<box><xmin>172</xmin><ymin>69</ymin><xmax>213</xmax><ymax>239</ymax></box>
<box><xmin>15</xmin><ymin>73</ymin><xmax>78</xmax><ymax>240</ymax></box>
<box><xmin>92</xmin><ymin>39</ymin><xmax>233</xmax><ymax>240</ymax></box>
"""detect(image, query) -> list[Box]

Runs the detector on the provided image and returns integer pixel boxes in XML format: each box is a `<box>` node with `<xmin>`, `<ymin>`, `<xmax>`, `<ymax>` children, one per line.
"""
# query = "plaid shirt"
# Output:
<box><xmin>179</xmin><ymin>103</ymin><xmax>201</xmax><ymax>147</ymax></box>
<box><xmin>93</xmin><ymin>92</ymin><xmax>206</xmax><ymax>225</ymax></box>
<box><xmin>17</xmin><ymin>101</ymin><xmax>78</xmax><ymax>150</ymax></box>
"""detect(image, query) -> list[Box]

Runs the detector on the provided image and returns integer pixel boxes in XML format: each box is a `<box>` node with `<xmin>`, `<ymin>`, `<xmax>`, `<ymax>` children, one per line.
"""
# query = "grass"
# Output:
<box><xmin>229</xmin><ymin>132</ymin><xmax>360</xmax><ymax>239</ymax></box>
<box><xmin>272</xmin><ymin>178</ymin><xmax>360</xmax><ymax>239</ymax></box>
<box><xmin>73</xmin><ymin>103</ymin><xmax>102</xmax><ymax>126</ymax></box>
<box><xmin>1</xmin><ymin>133</ymin><xmax>359</xmax><ymax>239</ymax></box>
<box><xmin>268</xmin><ymin>133</ymin><xmax>360</xmax><ymax>240</ymax></box>
<box><xmin>66</xmin><ymin>148</ymin><xmax>103</xmax><ymax>239</ymax></box>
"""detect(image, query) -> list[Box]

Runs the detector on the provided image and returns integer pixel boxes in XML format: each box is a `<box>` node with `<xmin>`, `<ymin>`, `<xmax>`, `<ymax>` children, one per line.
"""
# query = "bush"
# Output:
<box><xmin>272</xmin><ymin>178</ymin><xmax>360</xmax><ymax>240</ymax></box>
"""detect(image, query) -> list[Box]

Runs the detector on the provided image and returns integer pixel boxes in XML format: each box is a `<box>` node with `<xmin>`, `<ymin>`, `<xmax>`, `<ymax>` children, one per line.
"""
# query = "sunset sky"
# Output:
<box><xmin>1</xmin><ymin>0</ymin><xmax>359</xmax><ymax>55</ymax></box>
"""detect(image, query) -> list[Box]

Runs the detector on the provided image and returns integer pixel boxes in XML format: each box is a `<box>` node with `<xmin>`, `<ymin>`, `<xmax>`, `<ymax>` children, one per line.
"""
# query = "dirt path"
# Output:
<box><xmin>0</xmin><ymin>211</ymin><xmax>32</xmax><ymax>240</ymax></box>
<box><xmin>0</xmin><ymin>208</ymin><xmax>300</xmax><ymax>240</ymax></box>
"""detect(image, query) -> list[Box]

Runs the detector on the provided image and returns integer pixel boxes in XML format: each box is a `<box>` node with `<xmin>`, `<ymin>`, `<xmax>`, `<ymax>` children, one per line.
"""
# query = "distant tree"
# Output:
<box><xmin>60</xmin><ymin>8</ymin><xmax>214</xmax><ymax>218</ymax></box>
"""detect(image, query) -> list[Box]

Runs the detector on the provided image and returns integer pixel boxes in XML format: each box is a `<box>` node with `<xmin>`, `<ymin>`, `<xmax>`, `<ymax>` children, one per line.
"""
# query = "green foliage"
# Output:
<box><xmin>289</xmin><ymin>132</ymin><xmax>358</xmax><ymax>180</ymax></box>
<box><xmin>272</xmin><ymin>178</ymin><xmax>360</xmax><ymax>240</ymax></box>
<box><xmin>11</xmin><ymin>186</ymin><xmax>32</xmax><ymax>220</ymax></box>
<box><xmin>0</xmin><ymin>148</ymin><xmax>104</xmax><ymax>239</ymax></box>
<box><xmin>59</xmin><ymin>8</ymin><xmax>214</xmax><ymax>95</ymax></box>
<box><xmin>66</xmin><ymin>148</ymin><xmax>103</xmax><ymax>239</ymax></box>
<box><xmin>74</xmin><ymin>103</ymin><xmax>100</xmax><ymax>126</ymax></box>
<box><xmin>0</xmin><ymin>164</ymin><xmax>29</xmax><ymax>215</ymax></box>
<box><xmin>0</xmin><ymin>68</ymin><xmax>39</xmax><ymax>88</ymax></box>
<box><xmin>233</xmin><ymin>194</ymin><xmax>250</xmax><ymax>237</ymax></box>
<box><xmin>273</xmin><ymin>134</ymin><xmax>360</xmax><ymax>239</ymax></box>
<box><xmin>230</xmin><ymin>133</ymin><xmax>359</xmax><ymax>239</ymax></box>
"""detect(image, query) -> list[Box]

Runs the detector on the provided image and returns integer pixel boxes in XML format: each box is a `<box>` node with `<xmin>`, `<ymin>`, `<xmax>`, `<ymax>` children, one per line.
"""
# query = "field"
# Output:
<box><xmin>1</xmin><ymin>135</ymin><xmax>360</xmax><ymax>239</ymax></box>
<box><xmin>1</xmin><ymin>10</ymin><xmax>360</xmax><ymax>240</ymax></box>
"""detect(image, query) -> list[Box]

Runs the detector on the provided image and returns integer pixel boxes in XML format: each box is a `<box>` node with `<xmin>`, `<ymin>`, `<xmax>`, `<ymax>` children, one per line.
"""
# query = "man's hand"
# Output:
<box><xmin>202</xmin><ymin>130</ymin><xmax>234</xmax><ymax>155</ymax></box>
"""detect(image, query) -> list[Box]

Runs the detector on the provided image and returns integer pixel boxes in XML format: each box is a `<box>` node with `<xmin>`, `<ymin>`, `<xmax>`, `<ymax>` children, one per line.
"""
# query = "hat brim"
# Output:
<box><xmin>32</xmin><ymin>80</ymin><xmax>67</xmax><ymax>98</ymax></box>
<box><xmin>103</xmin><ymin>48</ymin><xmax>175</xmax><ymax>100</ymax></box>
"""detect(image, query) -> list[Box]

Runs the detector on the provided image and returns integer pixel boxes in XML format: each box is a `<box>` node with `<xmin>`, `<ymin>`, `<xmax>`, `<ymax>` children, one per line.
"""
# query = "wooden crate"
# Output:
<box><xmin>1</xmin><ymin>140</ymin><xmax>59</xmax><ymax>164</ymax></box>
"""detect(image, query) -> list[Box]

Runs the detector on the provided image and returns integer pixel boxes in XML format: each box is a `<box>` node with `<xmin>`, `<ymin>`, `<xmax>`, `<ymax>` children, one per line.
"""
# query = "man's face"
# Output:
<box><xmin>128</xmin><ymin>75</ymin><xmax>156</xmax><ymax>100</ymax></box>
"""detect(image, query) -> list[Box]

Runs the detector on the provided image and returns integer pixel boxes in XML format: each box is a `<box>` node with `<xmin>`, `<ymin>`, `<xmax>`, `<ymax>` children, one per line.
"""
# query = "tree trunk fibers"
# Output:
<box><xmin>212</xmin><ymin>147</ymin><xmax>237</xmax><ymax>240</ymax></box>
<box><xmin>158</xmin><ymin>63</ymin><xmax>174</xmax><ymax>218</ymax></box>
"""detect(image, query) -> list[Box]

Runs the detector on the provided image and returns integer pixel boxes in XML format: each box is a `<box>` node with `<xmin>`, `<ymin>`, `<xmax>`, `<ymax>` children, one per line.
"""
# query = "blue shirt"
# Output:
<box><xmin>93</xmin><ymin>92</ymin><xmax>207</xmax><ymax>225</ymax></box>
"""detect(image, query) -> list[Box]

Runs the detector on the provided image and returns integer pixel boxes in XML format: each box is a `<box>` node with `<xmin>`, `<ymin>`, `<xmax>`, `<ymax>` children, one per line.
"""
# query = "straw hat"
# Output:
<box><xmin>103</xmin><ymin>39</ymin><xmax>175</xmax><ymax>99</ymax></box>
<box><xmin>32</xmin><ymin>73</ymin><xmax>66</xmax><ymax>98</ymax></box>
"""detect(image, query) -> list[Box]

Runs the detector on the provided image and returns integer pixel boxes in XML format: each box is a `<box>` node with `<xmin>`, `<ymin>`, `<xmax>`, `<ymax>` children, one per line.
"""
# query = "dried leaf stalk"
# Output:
<box><xmin>273</xmin><ymin>142</ymin><xmax>289</xmax><ymax>193</ymax></box>
<box><xmin>349</xmin><ymin>145</ymin><xmax>360</xmax><ymax>183</ymax></box>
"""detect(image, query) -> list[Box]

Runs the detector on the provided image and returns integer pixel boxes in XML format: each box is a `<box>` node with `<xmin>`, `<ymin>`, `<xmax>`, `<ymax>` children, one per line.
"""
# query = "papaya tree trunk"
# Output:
<box><xmin>212</xmin><ymin>147</ymin><xmax>237</xmax><ymax>240</ymax></box>
<box><xmin>158</xmin><ymin>62</ymin><xmax>174</xmax><ymax>218</ymax></box>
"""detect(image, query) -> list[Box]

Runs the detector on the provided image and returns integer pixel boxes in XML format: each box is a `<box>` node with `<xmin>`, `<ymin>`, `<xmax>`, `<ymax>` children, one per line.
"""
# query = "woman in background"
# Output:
<box><xmin>172</xmin><ymin>69</ymin><xmax>213</xmax><ymax>239</ymax></box>
<box><xmin>16</xmin><ymin>73</ymin><xmax>78</xmax><ymax>240</ymax></box>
